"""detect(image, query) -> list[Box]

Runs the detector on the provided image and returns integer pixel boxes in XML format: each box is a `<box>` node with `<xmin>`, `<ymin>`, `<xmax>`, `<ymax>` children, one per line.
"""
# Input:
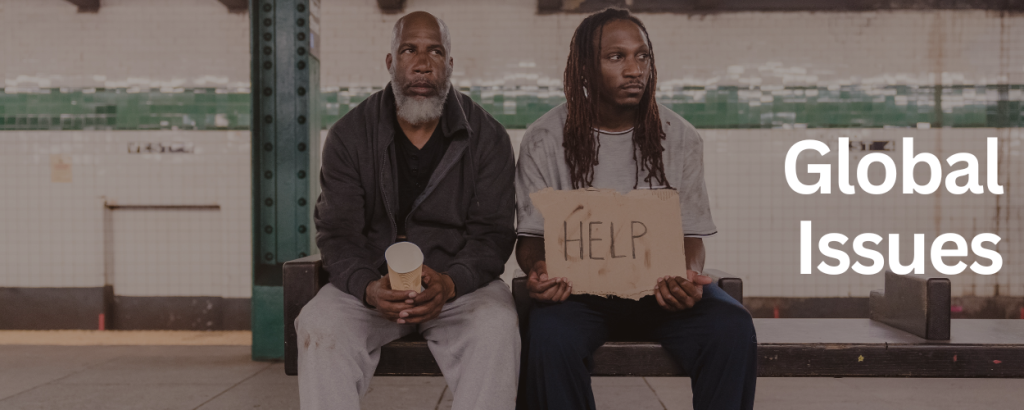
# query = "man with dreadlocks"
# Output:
<box><xmin>514</xmin><ymin>8</ymin><xmax>757</xmax><ymax>410</ymax></box>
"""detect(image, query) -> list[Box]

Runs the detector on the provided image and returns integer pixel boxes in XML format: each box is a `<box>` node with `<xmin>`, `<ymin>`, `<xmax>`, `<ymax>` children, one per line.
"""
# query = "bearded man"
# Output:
<box><xmin>515</xmin><ymin>9</ymin><xmax>757</xmax><ymax>410</ymax></box>
<box><xmin>295</xmin><ymin>11</ymin><xmax>519</xmax><ymax>410</ymax></box>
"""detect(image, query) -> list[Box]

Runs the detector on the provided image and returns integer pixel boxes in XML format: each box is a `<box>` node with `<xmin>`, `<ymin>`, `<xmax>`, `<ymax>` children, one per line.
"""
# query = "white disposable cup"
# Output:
<box><xmin>385</xmin><ymin>242</ymin><xmax>424</xmax><ymax>291</ymax></box>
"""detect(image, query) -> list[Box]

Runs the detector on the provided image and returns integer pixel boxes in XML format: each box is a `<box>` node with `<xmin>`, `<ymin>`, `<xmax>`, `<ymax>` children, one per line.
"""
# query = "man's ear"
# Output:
<box><xmin>449</xmin><ymin>57</ymin><xmax>454</xmax><ymax>70</ymax></box>
<box><xmin>386</xmin><ymin>53</ymin><xmax>393</xmax><ymax>71</ymax></box>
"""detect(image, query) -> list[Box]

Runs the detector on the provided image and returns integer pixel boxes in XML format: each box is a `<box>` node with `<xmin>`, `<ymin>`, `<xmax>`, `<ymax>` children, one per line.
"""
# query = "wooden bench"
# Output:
<box><xmin>283</xmin><ymin>254</ymin><xmax>1024</xmax><ymax>377</ymax></box>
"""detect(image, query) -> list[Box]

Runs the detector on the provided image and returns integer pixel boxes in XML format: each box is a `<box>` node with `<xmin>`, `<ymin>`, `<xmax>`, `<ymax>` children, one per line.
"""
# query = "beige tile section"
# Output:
<box><xmin>3</xmin><ymin>0</ymin><xmax>1023</xmax><ymax>88</ymax></box>
<box><xmin>0</xmin><ymin>330</ymin><xmax>251</xmax><ymax>346</ymax></box>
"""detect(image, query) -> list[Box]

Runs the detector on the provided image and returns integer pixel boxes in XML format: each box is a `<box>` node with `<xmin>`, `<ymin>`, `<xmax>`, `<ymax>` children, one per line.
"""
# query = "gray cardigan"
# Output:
<box><xmin>314</xmin><ymin>83</ymin><xmax>516</xmax><ymax>302</ymax></box>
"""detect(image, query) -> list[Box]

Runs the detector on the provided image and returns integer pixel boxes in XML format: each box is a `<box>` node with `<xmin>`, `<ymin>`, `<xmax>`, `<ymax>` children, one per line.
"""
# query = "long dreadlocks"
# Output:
<box><xmin>563</xmin><ymin>8</ymin><xmax>670</xmax><ymax>190</ymax></box>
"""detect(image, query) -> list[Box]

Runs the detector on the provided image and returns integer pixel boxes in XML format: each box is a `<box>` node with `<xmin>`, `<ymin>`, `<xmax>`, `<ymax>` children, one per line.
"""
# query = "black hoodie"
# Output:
<box><xmin>314</xmin><ymin>83</ymin><xmax>516</xmax><ymax>303</ymax></box>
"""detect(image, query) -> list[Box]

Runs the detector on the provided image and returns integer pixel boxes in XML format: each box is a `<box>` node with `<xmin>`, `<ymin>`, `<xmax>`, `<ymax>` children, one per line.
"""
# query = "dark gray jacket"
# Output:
<box><xmin>314</xmin><ymin>83</ymin><xmax>516</xmax><ymax>302</ymax></box>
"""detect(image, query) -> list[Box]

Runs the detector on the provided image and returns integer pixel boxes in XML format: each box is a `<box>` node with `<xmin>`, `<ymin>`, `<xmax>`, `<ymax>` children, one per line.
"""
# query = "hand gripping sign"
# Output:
<box><xmin>529</xmin><ymin>188</ymin><xmax>686</xmax><ymax>300</ymax></box>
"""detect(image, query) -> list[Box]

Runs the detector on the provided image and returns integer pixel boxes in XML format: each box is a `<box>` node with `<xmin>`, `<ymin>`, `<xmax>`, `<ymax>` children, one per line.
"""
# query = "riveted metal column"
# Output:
<box><xmin>250</xmin><ymin>0</ymin><xmax>321</xmax><ymax>360</ymax></box>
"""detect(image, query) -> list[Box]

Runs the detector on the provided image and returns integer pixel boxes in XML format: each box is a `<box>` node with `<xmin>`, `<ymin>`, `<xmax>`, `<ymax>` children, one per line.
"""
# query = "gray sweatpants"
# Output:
<box><xmin>295</xmin><ymin>280</ymin><xmax>521</xmax><ymax>410</ymax></box>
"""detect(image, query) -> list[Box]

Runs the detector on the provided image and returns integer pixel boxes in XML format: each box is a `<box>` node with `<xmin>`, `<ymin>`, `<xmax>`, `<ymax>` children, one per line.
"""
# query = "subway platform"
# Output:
<box><xmin>1</xmin><ymin>331</ymin><xmax>1022</xmax><ymax>410</ymax></box>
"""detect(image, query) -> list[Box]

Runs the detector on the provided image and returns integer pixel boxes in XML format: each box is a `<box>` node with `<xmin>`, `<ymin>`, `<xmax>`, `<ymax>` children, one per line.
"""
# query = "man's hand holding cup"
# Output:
<box><xmin>398</xmin><ymin>266</ymin><xmax>455</xmax><ymax>324</ymax></box>
<box><xmin>372</xmin><ymin>242</ymin><xmax>456</xmax><ymax>324</ymax></box>
<box><xmin>364</xmin><ymin>275</ymin><xmax>416</xmax><ymax>322</ymax></box>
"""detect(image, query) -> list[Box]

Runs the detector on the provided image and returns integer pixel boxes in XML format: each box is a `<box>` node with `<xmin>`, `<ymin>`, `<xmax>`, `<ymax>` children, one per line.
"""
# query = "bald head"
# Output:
<box><xmin>391</xmin><ymin>11</ymin><xmax>451</xmax><ymax>57</ymax></box>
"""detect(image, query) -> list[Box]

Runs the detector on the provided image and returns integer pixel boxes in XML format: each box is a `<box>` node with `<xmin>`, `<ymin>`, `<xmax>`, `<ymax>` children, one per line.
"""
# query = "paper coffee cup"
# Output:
<box><xmin>385</xmin><ymin>242</ymin><xmax>424</xmax><ymax>291</ymax></box>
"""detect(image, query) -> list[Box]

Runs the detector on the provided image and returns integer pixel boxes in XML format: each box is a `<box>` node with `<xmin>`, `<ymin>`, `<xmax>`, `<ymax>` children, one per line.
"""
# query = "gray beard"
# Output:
<box><xmin>394</xmin><ymin>89</ymin><xmax>448</xmax><ymax>125</ymax></box>
<box><xmin>390</xmin><ymin>70</ymin><xmax>450</xmax><ymax>125</ymax></box>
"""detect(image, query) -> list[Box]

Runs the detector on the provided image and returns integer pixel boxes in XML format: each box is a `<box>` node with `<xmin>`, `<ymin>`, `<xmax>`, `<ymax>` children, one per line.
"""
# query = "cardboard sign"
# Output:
<box><xmin>529</xmin><ymin>188</ymin><xmax>686</xmax><ymax>299</ymax></box>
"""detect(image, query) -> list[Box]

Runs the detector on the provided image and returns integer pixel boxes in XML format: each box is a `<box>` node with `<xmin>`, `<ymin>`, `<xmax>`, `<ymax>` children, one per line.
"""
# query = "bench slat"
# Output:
<box><xmin>373</xmin><ymin>320</ymin><xmax>1024</xmax><ymax>377</ymax></box>
<box><xmin>374</xmin><ymin>340</ymin><xmax>1024</xmax><ymax>378</ymax></box>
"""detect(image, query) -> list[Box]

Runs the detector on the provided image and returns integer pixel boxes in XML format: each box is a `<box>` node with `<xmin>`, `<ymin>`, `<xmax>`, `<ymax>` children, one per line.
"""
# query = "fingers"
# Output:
<box><xmin>398</xmin><ymin>296</ymin><xmax>444</xmax><ymax>324</ymax></box>
<box><xmin>377</xmin><ymin>288</ymin><xmax>415</xmax><ymax>303</ymax></box>
<box><xmin>531</xmin><ymin>281</ymin><xmax>560</xmax><ymax>301</ymax></box>
<box><xmin>527</xmin><ymin>266</ymin><xmax>561</xmax><ymax>293</ymax></box>
<box><xmin>376</xmin><ymin>299</ymin><xmax>414</xmax><ymax>321</ymax></box>
<box><xmin>657</xmin><ymin>281</ymin><xmax>686</xmax><ymax>311</ymax></box>
<box><xmin>374</xmin><ymin>275</ymin><xmax>415</xmax><ymax>302</ymax></box>
<box><xmin>688</xmin><ymin>270</ymin><xmax>714</xmax><ymax>285</ymax></box>
<box><xmin>527</xmin><ymin>276</ymin><xmax>561</xmax><ymax>293</ymax></box>
<box><xmin>398</xmin><ymin>305</ymin><xmax>437</xmax><ymax>324</ymax></box>
<box><xmin>526</xmin><ymin>268</ymin><xmax>539</xmax><ymax>280</ymax></box>
<box><xmin>419</xmin><ymin>266</ymin><xmax>442</xmax><ymax>289</ymax></box>
<box><xmin>666</xmin><ymin>278</ymin><xmax>697</xmax><ymax>309</ymax></box>
<box><xmin>672</xmin><ymin>276</ymin><xmax>704</xmax><ymax>298</ymax></box>
<box><xmin>531</xmin><ymin>280</ymin><xmax>570</xmax><ymax>302</ymax></box>
<box><xmin>554</xmin><ymin>280</ymin><xmax>572</xmax><ymax>302</ymax></box>
<box><xmin>662</xmin><ymin>277</ymin><xmax>703</xmax><ymax>310</ymax></box>
<box><xmin>654</xmin><ymin>285</ymin><xmax>669</xmax><ymax>309</ymax></box>
<box><xmin>524</xmin><ymin>260</ymin><xmax>570</xmax><ymax>303</ymax></box>
<box><xmin>412</xmin><ymin>280</ymin><xmax>442</xmax><ymax>305</ymax></box>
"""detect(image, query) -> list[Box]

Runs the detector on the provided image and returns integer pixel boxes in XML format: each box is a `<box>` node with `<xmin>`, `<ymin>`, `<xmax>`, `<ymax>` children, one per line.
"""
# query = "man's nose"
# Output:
<box><xmin>412</xmin><ymin>52</ymin><xmax>433</xmax><ymax>74</ymax></box>
<box><xmin>623</xmin><ymin>57</ymin><xmax>642</xmax><ymax>78</ymax></box>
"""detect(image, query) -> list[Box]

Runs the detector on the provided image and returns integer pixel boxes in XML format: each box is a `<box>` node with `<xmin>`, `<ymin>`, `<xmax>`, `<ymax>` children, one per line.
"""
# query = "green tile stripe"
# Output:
<box><xmin>2</xmin><ymin>85</ymin><xmax>1021</xmax><ymax>130</ymax></box>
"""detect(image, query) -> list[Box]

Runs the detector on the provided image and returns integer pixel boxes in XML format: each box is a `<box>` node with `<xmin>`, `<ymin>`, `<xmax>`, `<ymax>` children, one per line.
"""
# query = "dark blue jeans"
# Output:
<box><xmin>520</xmin><ymin>284</ymin><xmax>757</xmax><ymax>410</ymax></box>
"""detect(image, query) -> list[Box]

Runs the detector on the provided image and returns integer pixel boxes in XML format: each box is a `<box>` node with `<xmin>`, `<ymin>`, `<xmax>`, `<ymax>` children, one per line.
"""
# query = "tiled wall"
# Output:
<box><xmin>2</xmin><ymin>0</ymin><xmax>1022</xmax><ymax>298</ymax></box>
<box><xmin>1</xmin><ymin>0</ymin><xmax>250</xmax><ymax>90</ymax></box>
<box><xmin>0</xmin><ymin>131</ymin><xmax>251</xmax><ymax>298</ymax></box>
<box><xmin>4</xmin><ymin>129</ymin><xmax>1018</xmax><ymax>298</ymax></box>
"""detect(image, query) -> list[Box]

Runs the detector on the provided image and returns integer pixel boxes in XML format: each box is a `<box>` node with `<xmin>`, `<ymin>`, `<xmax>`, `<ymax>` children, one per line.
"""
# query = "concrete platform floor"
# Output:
<box><xmin>2</xmin><ymin>345</ymin><xmax>1023</xmax><ymax>410</ymax></box>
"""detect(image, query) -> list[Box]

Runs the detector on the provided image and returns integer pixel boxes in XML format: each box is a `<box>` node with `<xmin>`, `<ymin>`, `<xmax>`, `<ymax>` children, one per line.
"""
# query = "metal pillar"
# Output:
<box><xmin>249</xmin><ymin>0</ymin><xmax>321</xmax><ymax>360</ymax></box>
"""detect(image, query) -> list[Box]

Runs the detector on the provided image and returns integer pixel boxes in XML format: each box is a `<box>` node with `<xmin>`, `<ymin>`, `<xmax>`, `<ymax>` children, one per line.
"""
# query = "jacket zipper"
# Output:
<box><xmin>379</xmin><ymin>144</ymin><xmax>398</xmax><ymax>242</ymax></box>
